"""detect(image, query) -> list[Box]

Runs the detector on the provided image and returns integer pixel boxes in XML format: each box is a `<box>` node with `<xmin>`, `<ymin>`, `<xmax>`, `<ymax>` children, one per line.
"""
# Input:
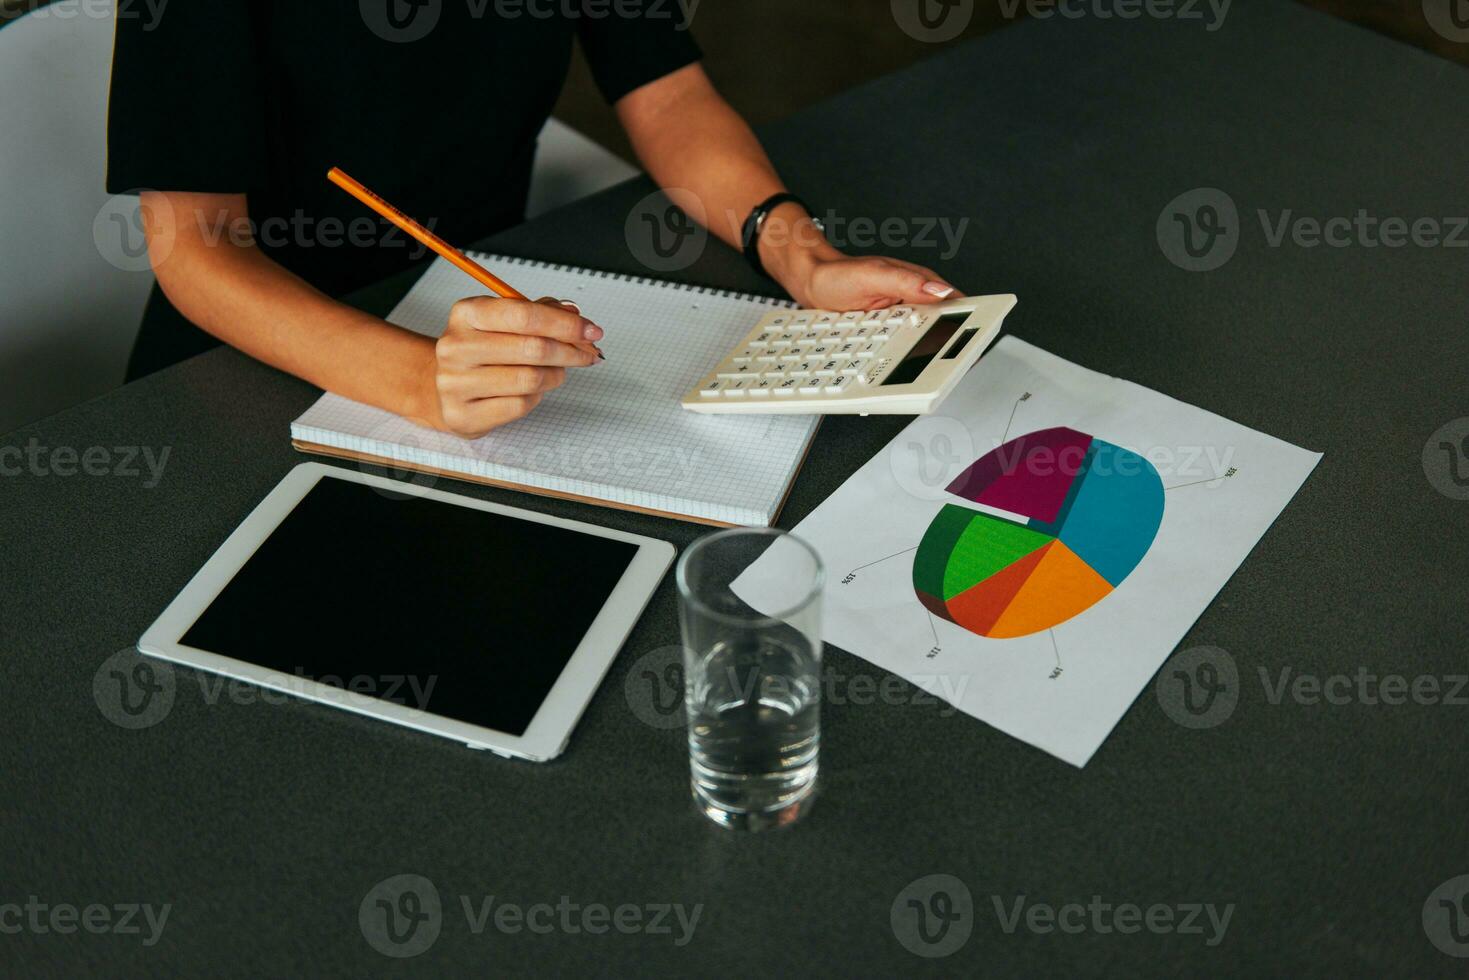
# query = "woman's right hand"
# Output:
<box><xmin>429</xmin><ymin>296</ymin><xmax>604</xmax><ymax>438</ymax></box>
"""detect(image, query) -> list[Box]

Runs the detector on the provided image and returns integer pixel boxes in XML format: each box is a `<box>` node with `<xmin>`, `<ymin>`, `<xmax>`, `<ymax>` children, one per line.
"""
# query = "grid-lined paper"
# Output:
<box><xmin>291</xmin><ymin>253</ymin><xmax>819</xmax><ymax>526</ymax></box>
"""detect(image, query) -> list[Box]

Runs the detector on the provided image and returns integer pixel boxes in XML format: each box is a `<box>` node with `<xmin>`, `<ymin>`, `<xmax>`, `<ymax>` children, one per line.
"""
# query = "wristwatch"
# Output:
<box><xmin>741</xmin><ymin>192</ymin><xmax>825</xmax><ymax>281</ymax></box>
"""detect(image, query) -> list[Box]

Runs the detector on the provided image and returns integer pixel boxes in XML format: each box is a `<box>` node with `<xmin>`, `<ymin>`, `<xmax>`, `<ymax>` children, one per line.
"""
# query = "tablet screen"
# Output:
<box><xmin>181</xmin><ymin>476</ymin><xmax>637</xmax><ymax>736</ymax></box>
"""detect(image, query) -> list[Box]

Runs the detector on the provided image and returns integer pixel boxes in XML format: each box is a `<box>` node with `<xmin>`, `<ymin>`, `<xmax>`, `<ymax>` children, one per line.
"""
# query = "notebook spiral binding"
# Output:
<box><xmin>474</xmin><ymin>251</ymin><xmax>797</xmax><ymax>309</ymax></box>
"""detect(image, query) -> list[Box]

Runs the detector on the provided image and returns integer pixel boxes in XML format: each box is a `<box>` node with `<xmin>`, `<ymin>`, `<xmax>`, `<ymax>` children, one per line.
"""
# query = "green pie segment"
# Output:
<box><xmin>913</xmin><ymin>506</ymin><xmax>1054</xmax><ymax>601</ymax></box>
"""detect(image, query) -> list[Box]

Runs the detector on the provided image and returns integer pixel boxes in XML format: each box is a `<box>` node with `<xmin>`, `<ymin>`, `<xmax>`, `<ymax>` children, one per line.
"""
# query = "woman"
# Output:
<box><xmin>108</xmin><ymin>4</ymin><xmax>959</xmax><ymax>438</ymax></box>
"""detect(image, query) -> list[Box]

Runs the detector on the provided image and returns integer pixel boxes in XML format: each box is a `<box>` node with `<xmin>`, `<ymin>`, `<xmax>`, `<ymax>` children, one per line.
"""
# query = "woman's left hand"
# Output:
<box><xmin>785</xmin><ymin>251</ymin><xmax>964</xmax><ymax>311</ymax></box>
<box><xmin>756</xmin><ymin>205</ymin><xmax>963</xmax><ymax>311</ymax></box>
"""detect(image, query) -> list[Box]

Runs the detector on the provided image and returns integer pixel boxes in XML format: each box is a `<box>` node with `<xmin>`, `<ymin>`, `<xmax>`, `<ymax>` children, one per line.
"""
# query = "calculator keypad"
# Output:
<box><xmin>698</xmin><ymin>308</ymin><xmax>921</xmax><ymax>399</ymax></box>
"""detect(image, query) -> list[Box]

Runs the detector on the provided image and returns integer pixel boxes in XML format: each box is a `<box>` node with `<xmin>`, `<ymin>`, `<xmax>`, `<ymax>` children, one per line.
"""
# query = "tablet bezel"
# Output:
<box><xmin>137</xmin><ymin>462</ymin><xmax>675</xmax><ymax>762</ymax></box>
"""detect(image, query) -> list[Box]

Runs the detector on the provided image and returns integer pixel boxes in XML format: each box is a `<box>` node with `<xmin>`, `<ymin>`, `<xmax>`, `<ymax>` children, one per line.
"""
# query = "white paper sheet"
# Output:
<box><xmin>734</xmin><ymin>337</ymin><xmax>1321</xmax><ymax>766</ymax></box>
<box><xmin>292</xmin><ymin>253</ymin><xmax>817</xmax><ymax>526</ymax></box>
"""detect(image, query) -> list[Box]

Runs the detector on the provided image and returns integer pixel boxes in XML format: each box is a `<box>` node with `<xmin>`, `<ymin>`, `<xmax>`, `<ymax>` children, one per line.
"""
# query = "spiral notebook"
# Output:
<box><xmin>290</xmin><ymin>253</ymin><xmax>821</xmax><ymax>527</ymax></box>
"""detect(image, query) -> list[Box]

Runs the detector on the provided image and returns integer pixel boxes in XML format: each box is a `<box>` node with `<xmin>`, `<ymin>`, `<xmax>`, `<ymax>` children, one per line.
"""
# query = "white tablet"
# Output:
<box><xmin>137</xmin><ymin>463</ymin><xmax>675</xmax><ymax>762</ymax></box>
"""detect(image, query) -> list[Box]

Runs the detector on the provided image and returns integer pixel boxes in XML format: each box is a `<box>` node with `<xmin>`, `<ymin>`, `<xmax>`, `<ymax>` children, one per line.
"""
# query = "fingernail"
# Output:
<box><xmin>582</xmin><ymin>321</ymin><xmax>604</xmax><ymax>341</ymax></box>
<box><xmin>561</xmin><ymin>301</ymin><xmax>582</xmax><ymax>314</ymax></box>
<box><xmin>923</xmin><ymin>281</ymin><xmax>955</xmax><ymax>299</ymax></box>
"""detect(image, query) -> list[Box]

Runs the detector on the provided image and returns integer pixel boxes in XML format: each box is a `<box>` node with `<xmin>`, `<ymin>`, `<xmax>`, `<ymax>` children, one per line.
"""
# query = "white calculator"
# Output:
<box><xmin>681</xmin><ymin>294</ymin><xmax>1017</xmax><ymax>415</ymax></box>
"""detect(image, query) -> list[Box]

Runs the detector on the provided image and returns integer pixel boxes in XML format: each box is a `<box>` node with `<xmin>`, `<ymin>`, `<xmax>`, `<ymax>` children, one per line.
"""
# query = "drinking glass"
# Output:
<box><xmin>675</xmin><ymin>528</ymin><xmax>823</xmax><ymax>831</ymax></box>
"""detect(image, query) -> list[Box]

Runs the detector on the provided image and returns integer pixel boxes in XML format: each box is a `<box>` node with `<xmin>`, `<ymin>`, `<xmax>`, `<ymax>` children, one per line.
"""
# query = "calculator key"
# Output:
<box><xmin>762</xmin><ymin>368</ymin><xmax>788</xmax><ymax>380</ymax></box>
<box><xmin>791</xmin><ymin>313</ymin><xmax>812</xmax><ymax>326</ymax></box>
<box><xmin>733</xmin><ymin>347</ymin><xmax>757</xmax><ymax>361</ymax></box>
<box><xmin>812</xmin><ymin>313</ymin><xmax>838</xmax><ymax>330</ymax></box>
<box><xmin>698</xmin><ymin>379</ymin><xmax>724</xmax><ymax>397</ymax></box>
<box><xmin>769</xmin><ymin>315</ymin><xmax>790</xmax><ymax>328</ymax></box>
<box><xmin>792</xmin><ymin>361</ymin><xmax>815</xmax><ymax>374</ymax></box>
<box><xmin>839</xmin><ymin>359</ymin><xmax>862</xmax><ymax>375</ymax></box>
<box><xmin>809</xmin><ymin>344</ymin><xmax>832</xmax><ymax>356</ymax></box>
<box><xmin>777</xmin><ymin>378</ymin><xmax>800</xmax><ymax>390</ymax></box>
<box><xmin>799</xmin><ymin>378</ymin><xmax>825</xmax><ymax>394</ymax></box>
<box><xmin>752</xmin><ymin>332</ymin><xmax>773</xmax><ymax>345</ymax></box>
<box><xmin>849</xmin><ymin>326</ymin><xmax>871</xmax><ymax>340</ymax></box>
<box><xmin>756</xmin><ymin>352</ymin><xmax>781</xmax><ymax>363</ymax></box>
<box><xmin>886</xmin><ymin>307</ymin><xmax>915</xmax><ymax>325</ymax></box>
<box><xmin>835</xmin><ymin>342</ymin><xmax>856</xmax><ymax>356</ymax></box>
<box><xmin>862</xmin><ymin>308</ymin><xmax>890</xmax><ymax>325</ymax></box>
<box><xmin>825</xmin><ymin>375</ymin><xmax>851</xmax><ymax>393</ymax></box>
<box><xmin>815</xmin><ymin>360</ymin><xmax>840</xmax><ymax>376</ymax></box>
<box><xmin>839</xmin><ymin>311</ymin><xmax>863</xmax><ymax>325</ymax></box>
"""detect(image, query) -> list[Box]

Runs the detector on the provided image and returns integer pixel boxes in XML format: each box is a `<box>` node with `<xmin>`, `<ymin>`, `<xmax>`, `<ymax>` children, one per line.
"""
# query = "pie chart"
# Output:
<box><xmin>913</xmin><ymin>427</ymin><xmax>1164</xmax><ymax>638</ymax></box>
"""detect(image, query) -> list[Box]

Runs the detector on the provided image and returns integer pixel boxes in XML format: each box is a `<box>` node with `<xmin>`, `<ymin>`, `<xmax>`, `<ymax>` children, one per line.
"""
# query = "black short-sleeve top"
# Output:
<box><xmin>107</xmin><ymin>2</ymin><xmax>700</xmax><ymax>296</ymax></box>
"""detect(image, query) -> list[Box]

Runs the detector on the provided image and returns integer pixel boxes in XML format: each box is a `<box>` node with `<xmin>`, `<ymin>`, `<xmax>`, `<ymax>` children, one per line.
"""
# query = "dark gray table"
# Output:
<box><xmin>5</xmin><ymin>3</ymin><xmax>1467</xmax><ymax>975</ymax></box>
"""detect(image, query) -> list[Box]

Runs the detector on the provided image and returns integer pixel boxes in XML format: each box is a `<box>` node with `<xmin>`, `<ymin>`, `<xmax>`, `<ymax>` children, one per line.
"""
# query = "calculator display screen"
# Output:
<box><xmin>881</xmin><ymin>312</ymin><xmax>970</xmax><ymax>386</ymax></box>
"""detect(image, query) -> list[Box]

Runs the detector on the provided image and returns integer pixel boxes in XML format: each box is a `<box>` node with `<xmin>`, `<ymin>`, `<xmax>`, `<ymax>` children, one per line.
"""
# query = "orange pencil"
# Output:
<box><xmin>327</xmin><ymin>166</ymin><xmax>603</xmax><ymax>358</ymax></box>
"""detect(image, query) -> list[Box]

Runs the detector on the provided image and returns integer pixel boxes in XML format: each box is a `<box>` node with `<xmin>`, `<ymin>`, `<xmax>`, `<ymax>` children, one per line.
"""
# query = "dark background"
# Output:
<box><xmin>4</xmin><ymin>0</ymin><xmax>1467</xmax><ymax>162</ymax></box>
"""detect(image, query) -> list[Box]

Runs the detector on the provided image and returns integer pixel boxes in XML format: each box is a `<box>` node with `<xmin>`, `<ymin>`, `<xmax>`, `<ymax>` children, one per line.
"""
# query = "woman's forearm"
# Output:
<box><xmin>143</xmin><ymin>192</ymin><xmax>441</xmax><ymax>426</ymax></box>
<box><xmin>616</xmin><ymin>65</ymin><xmax>839</xmax><ymax>296</ymax></box>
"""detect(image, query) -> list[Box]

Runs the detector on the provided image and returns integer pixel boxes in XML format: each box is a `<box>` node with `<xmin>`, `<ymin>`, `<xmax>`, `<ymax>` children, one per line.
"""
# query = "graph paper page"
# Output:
<box><xmin>291</xmin><ymin>253</ymin><xmax>819</xmax><ymax>525</ymax></box>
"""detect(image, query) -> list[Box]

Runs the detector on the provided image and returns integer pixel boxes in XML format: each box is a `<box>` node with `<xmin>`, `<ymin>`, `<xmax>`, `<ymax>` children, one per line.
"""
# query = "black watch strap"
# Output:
<box><xmin>742</xmin><ymin>193</ymin><xmax>823</xmax><ymax>280</ymax></box>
